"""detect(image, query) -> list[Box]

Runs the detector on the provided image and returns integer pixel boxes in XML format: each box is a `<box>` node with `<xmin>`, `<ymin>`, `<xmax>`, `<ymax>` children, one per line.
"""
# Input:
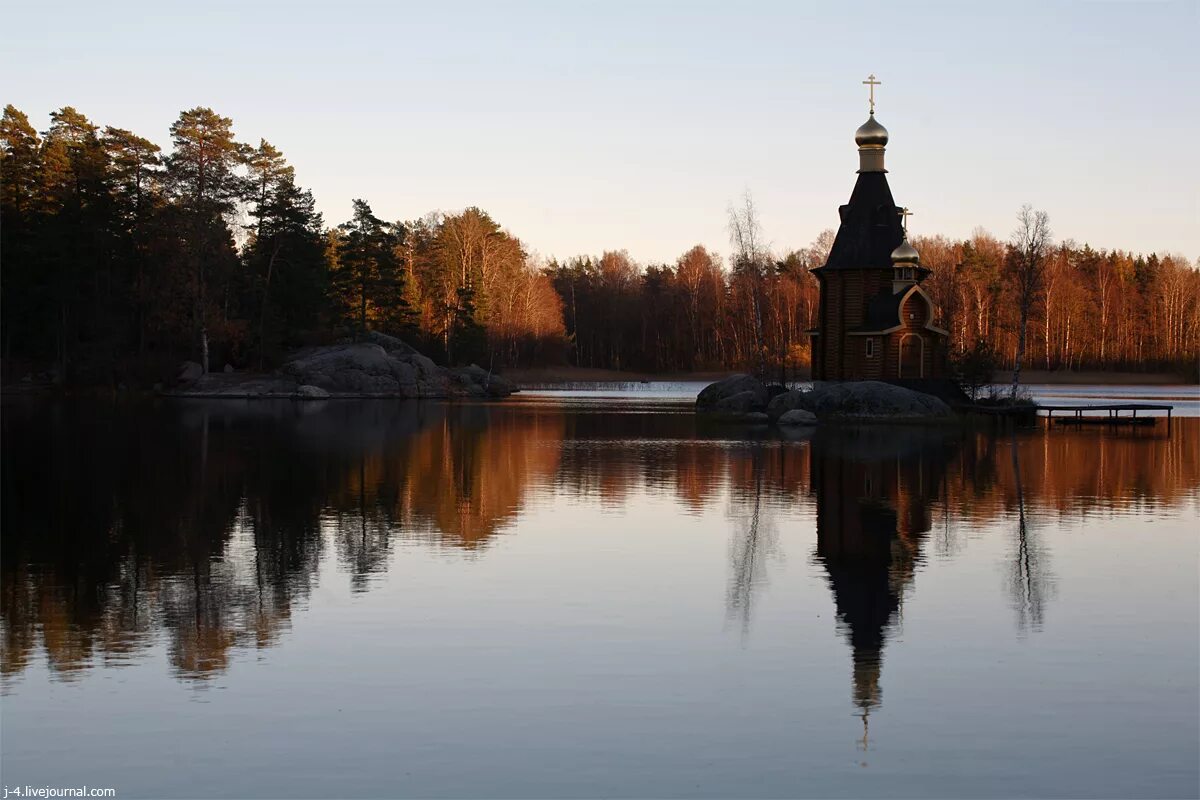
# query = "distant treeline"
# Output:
<box><xmin>2</xmin><ymin>104</ymin><xmax>1197</xmax><ymax>384</ymax></box>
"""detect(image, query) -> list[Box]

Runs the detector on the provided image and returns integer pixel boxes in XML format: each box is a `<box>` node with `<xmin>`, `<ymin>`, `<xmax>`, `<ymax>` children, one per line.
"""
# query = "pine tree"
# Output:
<box><xmin>0</xmin><ymin>106</ymin><xmax>44</xmax><ymax>361</ymax></box>
<box><xmin>102</xmin><ymin>126</ymin><xmax>162</xmax><ymax>354</ymax></box>
<box><xmin>243</xmin><ymin>142</ymin><xmax>327</xmax><ymax>365</ymax></box>
<box><xmin>331</xmin><ymin>200</ymin><xmax>412</xmax><ymax>339</ymax></box>
<box><xmin>40</xmin><ymin>107</ymin><xmax>112</xmax><ymax>376</ymax></box>
<box><xmin>164</xmin><ymin>108</ymin><xmax>247</xmax><ymax>372</ymax></box>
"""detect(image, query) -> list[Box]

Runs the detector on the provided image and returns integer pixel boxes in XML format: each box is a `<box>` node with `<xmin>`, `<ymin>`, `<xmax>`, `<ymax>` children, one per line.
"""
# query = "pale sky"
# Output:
<box><xmin>5</xmin><ymin>0</ymin><xmax>1197</xmax><ymax>264</ymax></box>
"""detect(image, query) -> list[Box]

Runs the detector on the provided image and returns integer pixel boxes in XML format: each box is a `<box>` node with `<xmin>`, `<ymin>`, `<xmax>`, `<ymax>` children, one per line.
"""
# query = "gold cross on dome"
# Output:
<box><xmin>863</xmin><ymin>74</ymin><xmax>881</xmax><ymax>114</ymax></box>
<box><xmin>898</xmin><ymin>207</ymin><xmax>913</xmax><ymax>234</ymax></box>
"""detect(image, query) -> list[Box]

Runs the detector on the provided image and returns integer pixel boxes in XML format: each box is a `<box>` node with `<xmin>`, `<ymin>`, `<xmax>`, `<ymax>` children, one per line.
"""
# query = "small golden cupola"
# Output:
<box><xmin>855</xmin><ymin>115</ymin><xmax>889</xmax><ymax>148</ymax></box>
<box><xmin>892</xmin><ymin>207</ymin><xmax>920</xmax><ymax>292</ymax></box>
<box><xmin>856</xmin><ymin>74</ymin><xmax>888</xmax><ymax>173</ymax></box>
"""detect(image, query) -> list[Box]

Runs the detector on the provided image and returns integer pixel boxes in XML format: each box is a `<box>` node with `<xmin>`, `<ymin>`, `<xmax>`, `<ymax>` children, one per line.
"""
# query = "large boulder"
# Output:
<box><xmin>696</xmin><ymin>374</ymin><xmax>768</xmax><ymax>412</ymax></box>
<box><xmin>805</xmin><ymin>381</ymin><xmax>951</xmax><ymax>420</ymax></box>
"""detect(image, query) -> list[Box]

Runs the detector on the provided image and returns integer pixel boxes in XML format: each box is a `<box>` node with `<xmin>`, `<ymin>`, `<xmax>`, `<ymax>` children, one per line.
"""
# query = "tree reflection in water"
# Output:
<box><xmin>1</xmin><ymin>398</ymin><xmax>1194</xmax><ymax>699</ymax></box>
<box><xmin>725</xmin><ymin>443</ymin><xmax>780</xmax><ymax>638</ymax></box>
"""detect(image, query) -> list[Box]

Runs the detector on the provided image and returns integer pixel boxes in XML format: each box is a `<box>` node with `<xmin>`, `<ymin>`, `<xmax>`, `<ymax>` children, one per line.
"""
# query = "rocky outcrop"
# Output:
<box><xmin>809</xmin><ymin>381</ymin><xmax>951</xmax><ymax>419</ymax></box>
<box><xmin>694</xmin><ymin>374</ymin><xmax>774</xmax><ymax>423</ymax></box>
<box><xmin>282</xmin><ymin>343</ymin><xmax>433</xmax><ymax>396</ymax></box>
<box><xmin>168</xmin><ymin>337</ymin><xmax>515</xmax><ymax>400</ymax></box>
<box><xmin>767</xmin><ymin>381</ymin><xmax>950</xmax><ymax>422</ymax></box>
<box><xmin>699</xmin><ymin>377</ymin><xmax>952</xmax><ymax>425</ymax></box>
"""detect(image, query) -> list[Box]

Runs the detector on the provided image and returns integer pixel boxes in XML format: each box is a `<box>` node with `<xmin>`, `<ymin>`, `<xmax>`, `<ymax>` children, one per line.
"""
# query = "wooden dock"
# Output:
<box><xmin>1040</xmin><ymin>403</ymin><xmax>1174</xmax><ymax>431</ymax></box>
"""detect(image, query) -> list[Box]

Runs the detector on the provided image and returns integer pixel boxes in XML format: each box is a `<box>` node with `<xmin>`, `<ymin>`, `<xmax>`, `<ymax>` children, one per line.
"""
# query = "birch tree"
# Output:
<box><xmin>1009</xmin><ymin>205</ymin><xmax>1051</xmax><ymax>397</ymax></box>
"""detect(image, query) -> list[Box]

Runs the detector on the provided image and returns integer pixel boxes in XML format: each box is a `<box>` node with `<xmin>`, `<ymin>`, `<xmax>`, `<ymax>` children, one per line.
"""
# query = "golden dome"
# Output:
<box><xmin>855</xmin><ymin>114</ymin><xmax>889</xmax><ymax>148</ymax></box>
<box><xmin>891</xmin><ymin>238</ymin><xmax>920</xmax><ymax>265</ymax></box>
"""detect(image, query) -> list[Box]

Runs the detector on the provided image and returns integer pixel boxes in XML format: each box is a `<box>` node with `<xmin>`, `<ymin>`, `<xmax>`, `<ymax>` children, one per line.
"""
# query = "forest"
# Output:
<box><xmin>3</xmin><ymin>104</ymin><xmax>1198</xmax><ymax>385</ymax></box>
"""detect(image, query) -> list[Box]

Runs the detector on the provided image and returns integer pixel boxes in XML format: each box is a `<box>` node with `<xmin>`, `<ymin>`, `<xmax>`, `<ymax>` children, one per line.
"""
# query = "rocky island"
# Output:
<box><xmin>696</xmin><ymin>373</ymin><xmax>952</xmax><ymax>425</ymax></box>
<box><xmin>168</xmin><ymin>332</ymin><xmax>515</xmax><ymax>400</ymax></box>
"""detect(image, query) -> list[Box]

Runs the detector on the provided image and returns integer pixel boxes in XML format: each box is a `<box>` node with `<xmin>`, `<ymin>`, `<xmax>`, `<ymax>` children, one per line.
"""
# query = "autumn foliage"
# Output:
<box><xmin>2</xmin><ymin>104</ymin><xmax>1197</xmax><ymax>383</ymax></box>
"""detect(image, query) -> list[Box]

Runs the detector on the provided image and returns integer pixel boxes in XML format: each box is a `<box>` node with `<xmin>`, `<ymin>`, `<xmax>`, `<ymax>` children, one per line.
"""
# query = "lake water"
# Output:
<box><xmin>2</xmin><ymin>386</ymin><xmax>1198</xmax><ymax>799</ymax></box>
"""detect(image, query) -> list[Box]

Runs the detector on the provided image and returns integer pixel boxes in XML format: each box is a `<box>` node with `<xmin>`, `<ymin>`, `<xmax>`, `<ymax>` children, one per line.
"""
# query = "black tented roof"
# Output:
<box><xmin>816</xmin><ymin>171</ymin><xmax>905</xmax><ymax>272</ymax></box>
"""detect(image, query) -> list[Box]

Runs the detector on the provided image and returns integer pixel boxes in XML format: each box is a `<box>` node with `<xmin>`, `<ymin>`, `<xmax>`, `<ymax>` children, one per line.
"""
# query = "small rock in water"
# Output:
<box><xmin>223</xmin><ymin>363</ymin><xmax>234</xmax><ymax>373</ymax></box>
<box><xmin>767</xmin><ymin>389</ymin><xmax>813</xmax><ymax>421</ymax></box>
<box><xmin>296</xmin><ymin>384</ymin><xmax>330</xmax><ymax>399</ymax></box>
<box><xmin>778</xmin><ymin>409</ymin><xmax>818</xmax><ymax>426</ymax></box>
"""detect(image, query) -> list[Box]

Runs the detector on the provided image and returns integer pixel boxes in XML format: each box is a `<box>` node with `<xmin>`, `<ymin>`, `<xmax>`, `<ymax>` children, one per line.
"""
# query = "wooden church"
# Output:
<box><xmin>807</xmin><ymin>77</ymin><xmax>949</xmax><ymax>382</ymax></box>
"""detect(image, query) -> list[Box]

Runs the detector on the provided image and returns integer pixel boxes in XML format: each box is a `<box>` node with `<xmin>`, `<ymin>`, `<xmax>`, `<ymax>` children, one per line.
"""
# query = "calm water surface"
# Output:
<box><xmin>2</xmin><ymin>386</ymin><xmax>1198</xmax><ymax>799</ymax></box>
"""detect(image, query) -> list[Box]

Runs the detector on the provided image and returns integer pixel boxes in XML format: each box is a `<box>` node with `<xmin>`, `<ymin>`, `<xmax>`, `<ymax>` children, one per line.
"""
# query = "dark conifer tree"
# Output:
<box><xmin>243</xmin><ymin>141</ymin><xmax>328</xmax><ymax>366</ymax></box>
<box><xmin>331</xmin><ymin>200</ymin><xmax>412</xmax><ymax>339</ymax></box>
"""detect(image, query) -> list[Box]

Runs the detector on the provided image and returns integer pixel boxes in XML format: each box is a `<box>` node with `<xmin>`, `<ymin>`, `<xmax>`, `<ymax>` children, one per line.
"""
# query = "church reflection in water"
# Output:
<box><xmin>808</xmin><ymin>427</ymin><xmax>956</xmax><ymax>739</ymax></box>
<box><xmin>1</xmin><ymin>397</ymin><xmax>1195</xmax><ymax>698</ymax></box>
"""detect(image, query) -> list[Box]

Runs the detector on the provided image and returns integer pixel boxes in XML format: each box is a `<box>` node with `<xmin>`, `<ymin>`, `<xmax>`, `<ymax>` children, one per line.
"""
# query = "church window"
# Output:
<box><xmin>865</xmin><ymin>338</ymin><xmax>875</xmax><ymax>357</ymax></box>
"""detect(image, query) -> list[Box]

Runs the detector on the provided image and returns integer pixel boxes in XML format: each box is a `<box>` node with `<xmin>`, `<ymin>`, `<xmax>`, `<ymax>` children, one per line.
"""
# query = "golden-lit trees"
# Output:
<box><xmin>675</xmin><ymin>245</ymin><xmax>727</xmax><ymax>368</ymax></box>
<box><xmin>397</xmin><ymin>208</ymin><xmax>567</xmax><ymax>366</ymax></box>
<box><xmin>0</xmin><ymin>102</ymin><xmax>1196</xmax><ymax>383</ymax></box>
<box><xmin>485</xmin><ymin>254</ymin><xmax>567</xmax><ymax>365</ymax></box>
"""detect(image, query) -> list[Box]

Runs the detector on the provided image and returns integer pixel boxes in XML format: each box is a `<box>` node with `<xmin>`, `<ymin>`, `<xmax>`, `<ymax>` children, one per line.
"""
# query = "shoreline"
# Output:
<box><xmin>502</xmin><ymin>366</ymin><xmax>1196</xmax><ymax>387</ymax></box>
<box><xmin>3</xmin><ymin>368</ymin><xmax>1194</xmax><ymax>399</ymax></box>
